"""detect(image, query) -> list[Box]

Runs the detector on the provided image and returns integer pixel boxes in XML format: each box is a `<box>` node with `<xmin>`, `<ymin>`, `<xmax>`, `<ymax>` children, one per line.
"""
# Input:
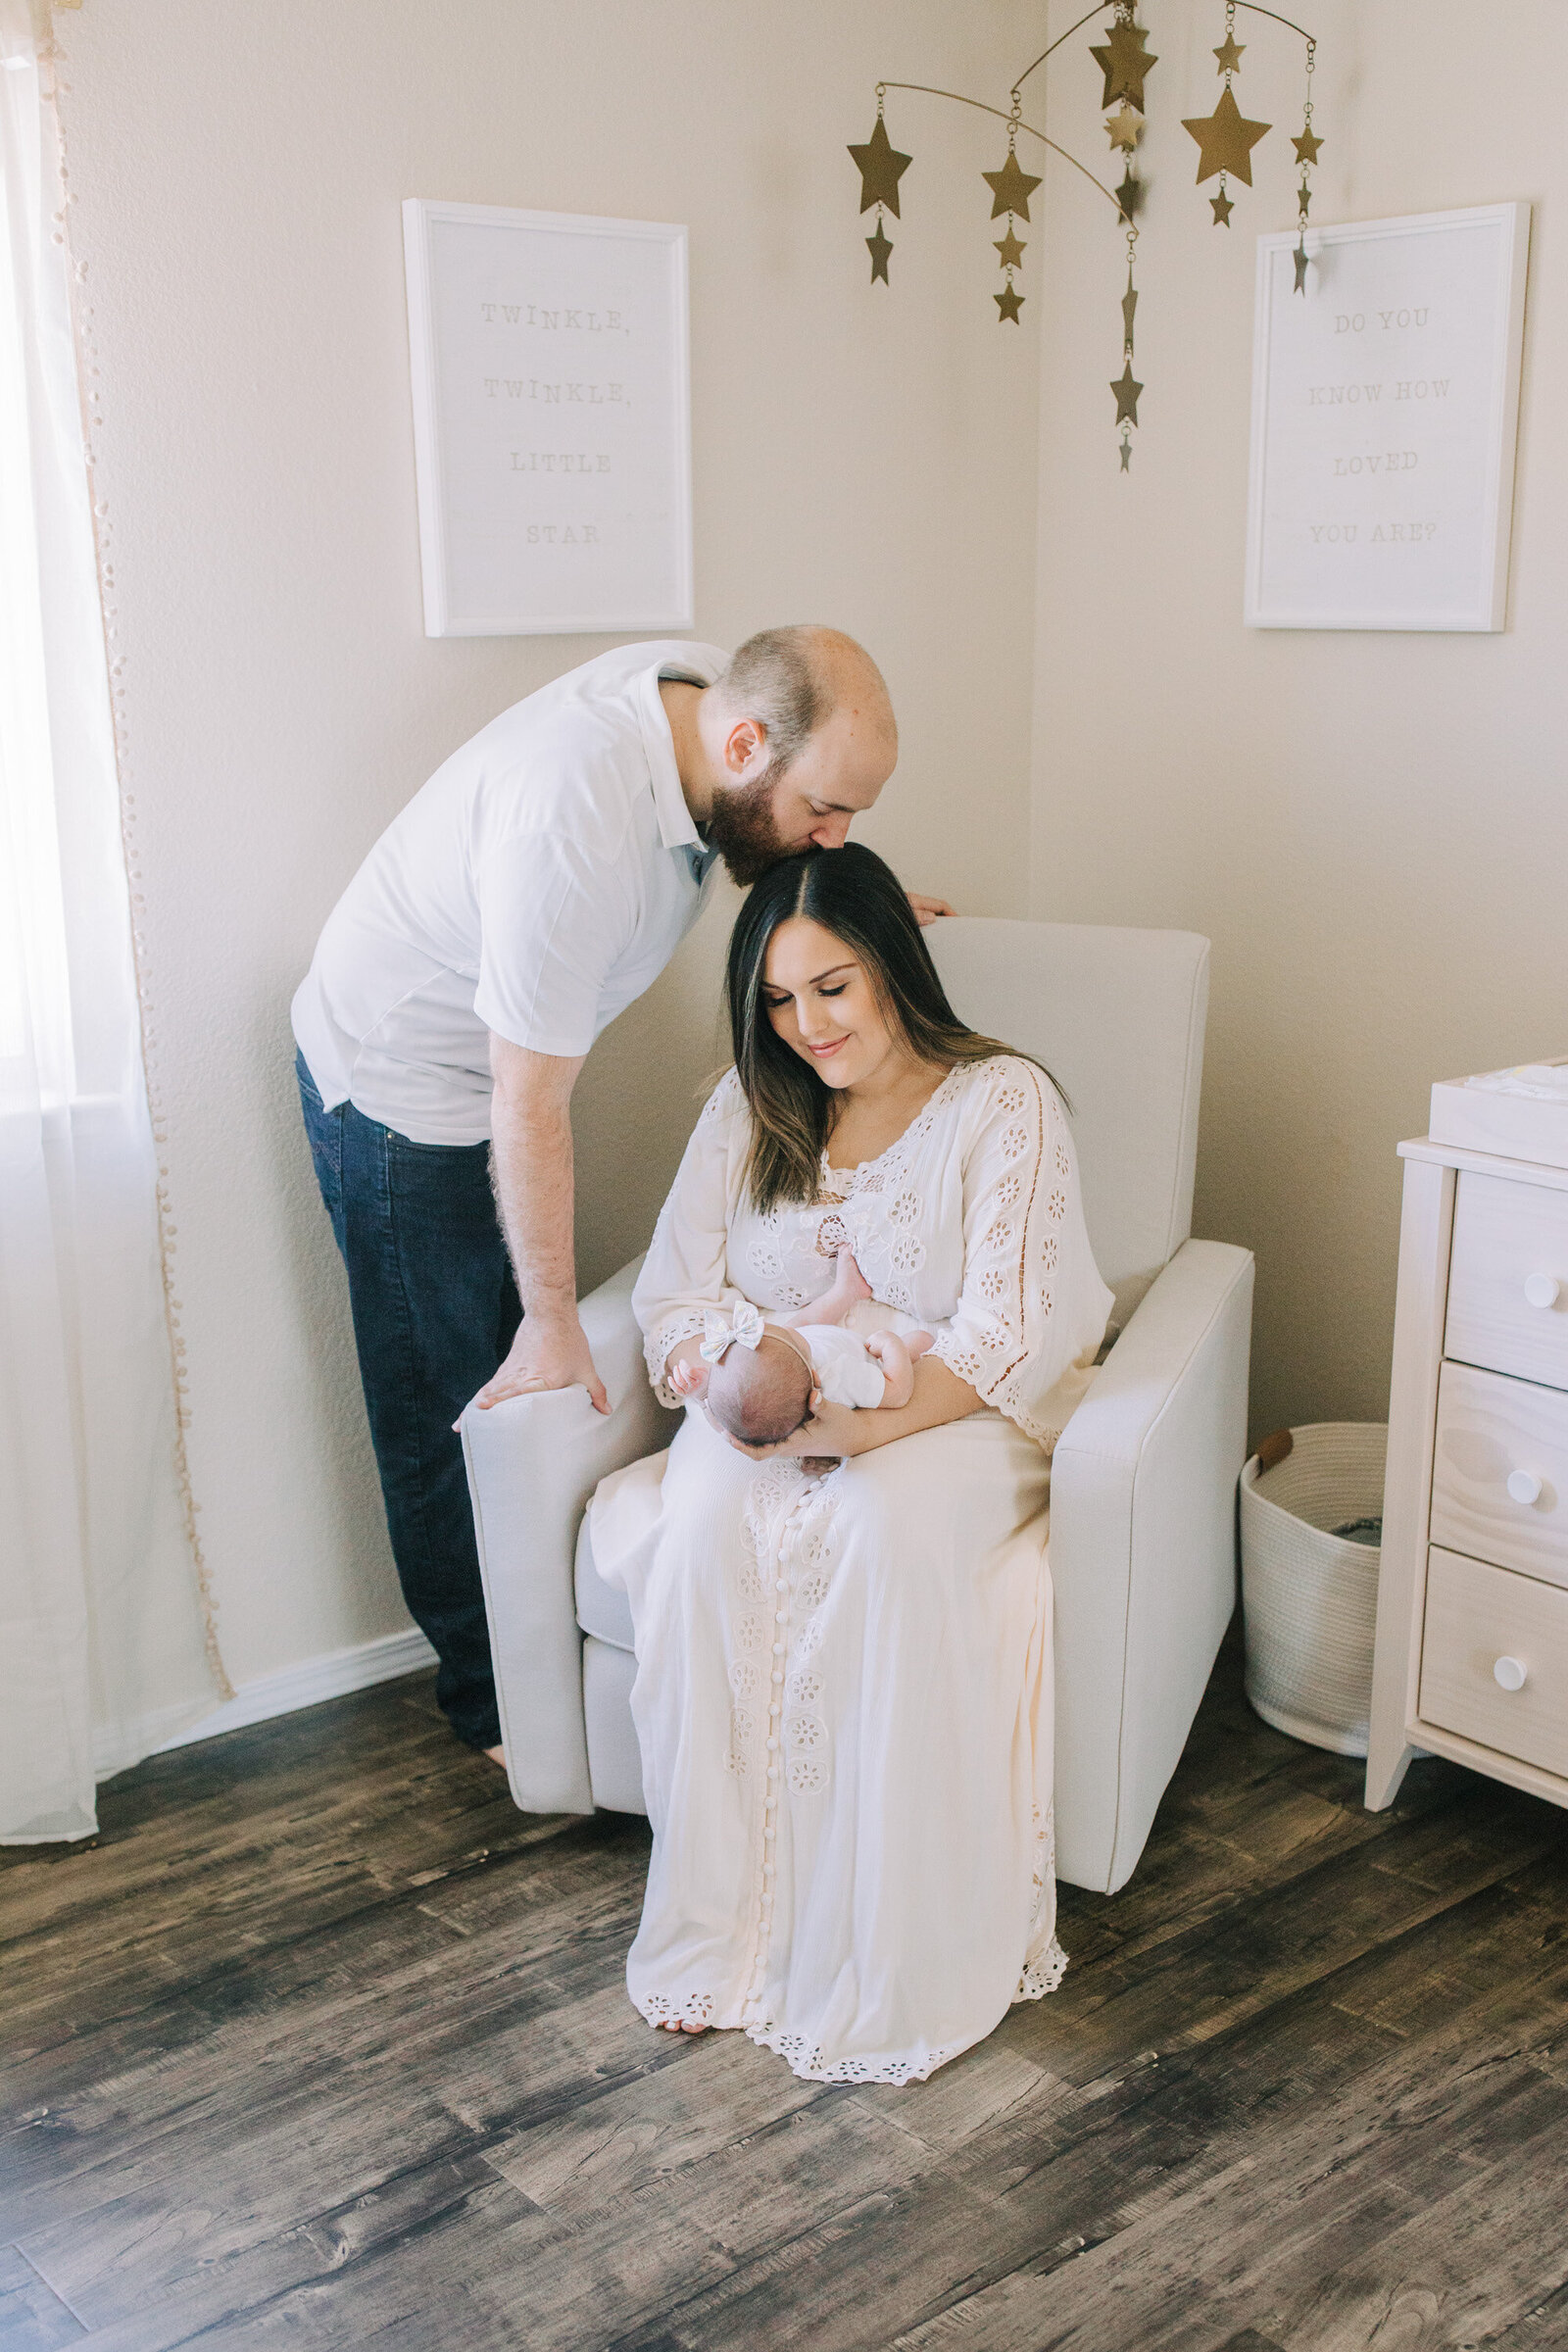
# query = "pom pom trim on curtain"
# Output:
<box><xmin>0</xmin><ymin>0</ymin><xmax>228</xmax><ymax>1841</ymax></box>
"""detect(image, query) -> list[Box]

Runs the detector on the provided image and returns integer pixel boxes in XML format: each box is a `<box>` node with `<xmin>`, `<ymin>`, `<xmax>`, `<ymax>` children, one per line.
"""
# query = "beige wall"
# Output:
<box><xmin>1031</xmin><ymin>0</ymin><xmax>1567</xmax><ymax>1445</ymax></box>
<box><xmin>57</xmin><ymin>0</ymin><xmax>1044</xmax><ymax>1693</ymax></box>
<box><xmin>63</xmin><ymin>0</ymin><xmax>1558</xmax><ymax>1704</ymax></box>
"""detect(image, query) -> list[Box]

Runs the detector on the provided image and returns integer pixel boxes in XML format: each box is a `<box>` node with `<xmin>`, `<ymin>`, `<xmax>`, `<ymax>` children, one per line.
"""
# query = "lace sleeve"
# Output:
<box><xmin>929</xmin><ymin>1059</ymin><xmax>1114</xmax><ymax>1449</ymax></box>
<box><xmin>632</xmin><ymin>1070</ymin><xmax>753</xmax><ymax>1407</ymax></box>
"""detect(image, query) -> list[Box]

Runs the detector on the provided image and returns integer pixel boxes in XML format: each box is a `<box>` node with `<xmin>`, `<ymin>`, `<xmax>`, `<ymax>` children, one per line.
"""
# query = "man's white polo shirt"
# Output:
<box><xmin>291</xmin><ymin>640</ymin><xmax>727</xmax><ymax>1146</ymax></box>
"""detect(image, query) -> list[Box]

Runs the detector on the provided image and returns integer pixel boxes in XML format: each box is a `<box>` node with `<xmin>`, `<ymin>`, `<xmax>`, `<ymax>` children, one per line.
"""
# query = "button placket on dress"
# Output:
<box><xmin>741</xmin><ymin>1474</ymin><xmax>829</xmax><ymax>2023</ymax></box>
<box><xmin>737</xmin><ymin>1471</ymin><xmax>789</xmax><ymax>2017</ymax></box>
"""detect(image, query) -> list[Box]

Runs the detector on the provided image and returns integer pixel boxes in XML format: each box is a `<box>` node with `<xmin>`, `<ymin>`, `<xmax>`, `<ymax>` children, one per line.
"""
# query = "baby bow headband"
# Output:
<box><xmin>700</xmin><ymin>1302</ymin><xmax>766</xmax><ymax>1365</ymax></box>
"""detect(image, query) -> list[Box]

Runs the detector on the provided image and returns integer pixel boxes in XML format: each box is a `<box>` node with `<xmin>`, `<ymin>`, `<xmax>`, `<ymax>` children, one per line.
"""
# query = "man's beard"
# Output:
<box><xmin>703</xmin><ymin>768</ymin><xmax>793</xmax><ymax>886</ymax></box>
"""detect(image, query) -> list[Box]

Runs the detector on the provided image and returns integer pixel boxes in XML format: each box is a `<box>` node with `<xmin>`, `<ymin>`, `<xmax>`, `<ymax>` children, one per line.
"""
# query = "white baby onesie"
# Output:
<box><xmin>794</xmin><ymin>1302</ymin><xmax>928</xmax><ymax>1410</ymax></box>
<box><xmin>793</xmin><ymin>1325</ymin><xmax>890</xmax><ymax>1410</ymax></box>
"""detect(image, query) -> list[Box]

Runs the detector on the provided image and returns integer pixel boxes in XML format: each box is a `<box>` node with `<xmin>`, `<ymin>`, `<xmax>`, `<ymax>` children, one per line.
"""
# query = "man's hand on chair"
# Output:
<box><xmin>467</xmin><ymin>1309</ymin><xmax>610</xmax><ymax>1417</ymax></box>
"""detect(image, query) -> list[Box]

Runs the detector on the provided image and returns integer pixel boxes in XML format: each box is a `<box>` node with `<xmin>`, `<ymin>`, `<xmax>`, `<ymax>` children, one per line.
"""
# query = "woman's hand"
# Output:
<box><xmin>710</xmin><ymin>1396</ymin><xmax>863</xmax><ymax>1464</ymax></box>
<box><xmin>721</xmin><ymin>1357</ymin><xmax>983</xmax><ymax>1463</ymax></box>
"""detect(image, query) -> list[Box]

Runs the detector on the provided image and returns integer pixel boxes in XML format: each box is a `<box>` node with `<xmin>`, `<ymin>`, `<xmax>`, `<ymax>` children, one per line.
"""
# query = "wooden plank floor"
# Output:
<box><xmin>5</xmin><ymin>1633</ymin><xmax>1568</xmax><ymax>2352</ymax></box>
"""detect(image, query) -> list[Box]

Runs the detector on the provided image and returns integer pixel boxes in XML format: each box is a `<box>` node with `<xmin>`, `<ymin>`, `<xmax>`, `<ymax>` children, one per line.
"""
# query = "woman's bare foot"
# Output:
<box><xmin>483</xmin><ymin>1743</ymin><xmax>507</xmax><ymax>1768</ymax></box>
<box><xmin>658</xmin><ymin>2020</ymin><xmax>709</xmax><ymax>2034</ymax></box>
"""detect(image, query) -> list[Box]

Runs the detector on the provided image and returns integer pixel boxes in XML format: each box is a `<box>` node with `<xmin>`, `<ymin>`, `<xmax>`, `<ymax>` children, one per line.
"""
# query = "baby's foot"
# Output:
<box><xmin>835</xmin><ymin>1247</ymin><xmax>873</xmax><ymax>1306</ymax></box>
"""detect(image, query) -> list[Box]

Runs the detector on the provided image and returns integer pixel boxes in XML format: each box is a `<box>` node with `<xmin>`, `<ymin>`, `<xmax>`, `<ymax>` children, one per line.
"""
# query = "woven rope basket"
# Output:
<box><xmin>1240</xmin><ymin>1422</ymin><xmax>1388</xmax><ymax>1757</ymax></box>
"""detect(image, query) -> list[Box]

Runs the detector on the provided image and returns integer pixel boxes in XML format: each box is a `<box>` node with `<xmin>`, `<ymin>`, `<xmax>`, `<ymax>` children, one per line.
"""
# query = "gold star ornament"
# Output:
<box><xmin>1121</xmin><ymin>278</ymin><xmax>1138</xmax><ymax>348</ymax></box>
<box><xmin>848</xmin><ymin>116</ymin><xmax>912</xmax><ymax>216</ymax></box>
<box><xmin>1292</xmin><ymin>125</ymin><xmax>1323</xmax><ymax>167</ymax></box>
<box><xmin>1105</xmin><ymin>101</ymin><xmax>1143</xmax><ymax>153</ymax></box>
<box><xmin>1110</xmin><ymin>358</ymin><xmax>1144</xmax><ymax>425</ymax></box>
<box><xmin>982</xmin><ymin>146</ymin><xmax>1043</xmax><ymax>221</ymax></box>
<box><xmin>1182</xmin><ymin>84</ymin><xmax>1271</xmax><ymax>185</ymax></box>
<box><xmin>1115</xmin><ymin>168</ymin><xmax>1145</xmax><ymax>222</ymax></box>
<box><xmin>866</xmin><ymin>220</ymin><xmax>892</xmax><ymax>282</ymax></box>
<box><xmin>996</xmin><ymin>282</ymin><xmax>1024</xmax><ymax>324</ymax></box>
<box><xmin>1294</xmin><ymin>236</ymin><xmax>1310</xmax><ymax>294</ymax></box>
<box><xmin>1119</xmin><ymin>433</ymin><xmax>1133</xmax><ymax>472</ymax></box>
<box><xmin>994</xmin><ymin>225</ymin><xmax>1026</xmax><ymax>270</ymax></box>
<box><xmin>1089</xmin><ymin>18</ymin><xmax>1158</xmax><ymax>112</ymax></box>
<box><xmin>1211</xmin><ymin>187</ymin><xmax>1235</xmax><ymax>225</ymax></box>
<box><xmin>1213</xmin><ymin>31</ymin><xmax>1246</xmax><ymax>74</ymax></box>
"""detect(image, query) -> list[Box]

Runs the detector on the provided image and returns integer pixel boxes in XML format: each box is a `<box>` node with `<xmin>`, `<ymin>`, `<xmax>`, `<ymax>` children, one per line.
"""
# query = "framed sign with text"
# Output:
<box><xmin>402</xmin><ymin>201</ymin><xmax>693</xmax><ymax>637</ymax></box>
<box><xmin>1246</xmin><ymin>204</ymin><xmax>1530</xmax><ymax>631</ymax></box>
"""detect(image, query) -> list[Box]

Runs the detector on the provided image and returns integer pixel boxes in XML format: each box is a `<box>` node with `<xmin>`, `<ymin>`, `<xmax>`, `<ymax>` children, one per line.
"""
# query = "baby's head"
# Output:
<box><xmin>706</xmin><ymin>1330</ymin><xmax>814</xmax><ymax>1447</ymax></box>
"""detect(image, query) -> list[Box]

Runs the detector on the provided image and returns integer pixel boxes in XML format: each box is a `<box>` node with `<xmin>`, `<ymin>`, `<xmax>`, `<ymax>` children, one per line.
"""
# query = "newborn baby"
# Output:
<box><xmin>673</xmin><ymin>1249</ymin><xmax>933</xmax><ymax>1448</ymax></box>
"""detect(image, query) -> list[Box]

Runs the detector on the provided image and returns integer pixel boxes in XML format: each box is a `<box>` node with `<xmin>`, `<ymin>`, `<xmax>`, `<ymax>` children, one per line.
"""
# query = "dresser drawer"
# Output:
<box><xmin>1430</xmin><ymin>1359</ymin><xmax>1568</xmax><ymax>1590</ymax></box>
<box><xmin>1420</xmin><ymin>1545</ymin><xmax>1568</xmax><ymax>1777</ymax></box>
<box><xmin>1446</xmin><ymin>1170</ymin><xmax>1568</xmax><ymax>1392</ymax></box>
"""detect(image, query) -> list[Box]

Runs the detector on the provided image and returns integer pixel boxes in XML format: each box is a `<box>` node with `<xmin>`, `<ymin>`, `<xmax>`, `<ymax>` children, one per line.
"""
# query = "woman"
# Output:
<box><xmin>589</xmin><ymin>846</ymin><xmax>1113</xmax><ymax>2084</ymax></box>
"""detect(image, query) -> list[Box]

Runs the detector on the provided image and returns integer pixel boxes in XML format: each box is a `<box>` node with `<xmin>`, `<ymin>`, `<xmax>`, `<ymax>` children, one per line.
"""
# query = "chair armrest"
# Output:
<box><xmin>461</xmin><ymin>1253</ymin><xmax>667</xmax><ymax>1815</ymax></box>
<box><xmin>1050</xmin><ymin>1238</ymin><xmax>1254</xmax><ymax>1892</ymax></box>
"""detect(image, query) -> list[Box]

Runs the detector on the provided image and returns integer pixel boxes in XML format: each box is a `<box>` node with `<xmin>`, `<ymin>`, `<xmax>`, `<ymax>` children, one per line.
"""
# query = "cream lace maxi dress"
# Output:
<box><xmin>588</xmin><ymin>1054</ymin><xmax>1113</xmax><ymax>2085</ymax></box>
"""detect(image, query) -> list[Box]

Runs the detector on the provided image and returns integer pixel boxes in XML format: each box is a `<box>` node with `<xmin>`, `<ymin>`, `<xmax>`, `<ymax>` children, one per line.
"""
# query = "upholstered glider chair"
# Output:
<box><xmin>462</xmin><ymin>919</ymin><xmax>1253</xmax><ymax>1894</ymax></box>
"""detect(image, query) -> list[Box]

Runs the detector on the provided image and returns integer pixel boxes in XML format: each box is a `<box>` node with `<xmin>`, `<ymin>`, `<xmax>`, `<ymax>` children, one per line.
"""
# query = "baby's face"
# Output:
<box><xmin>708</xmin><ymin>1336</ymin><xmax>813</xmax><ymax>1446</ymax></box>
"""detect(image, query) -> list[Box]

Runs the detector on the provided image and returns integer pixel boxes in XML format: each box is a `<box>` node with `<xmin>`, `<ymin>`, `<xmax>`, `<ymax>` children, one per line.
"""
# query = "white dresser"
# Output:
<box><xmin>1367</xmin><ymin>1128</ymin><xmax>1568</xmax><ymax>1810</ymax></box>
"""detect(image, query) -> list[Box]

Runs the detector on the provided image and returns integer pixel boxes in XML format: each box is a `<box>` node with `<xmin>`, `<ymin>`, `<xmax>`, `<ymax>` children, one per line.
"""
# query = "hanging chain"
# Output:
<box><xmin>1291</xmin><ymin>35</ymin><xmax>1316</xmax><ymax>288</ymax></box>
<box><xmin>860</xmin><ymin>2</ymin><xmax>1321</xmax><ymax>461</ymax></box>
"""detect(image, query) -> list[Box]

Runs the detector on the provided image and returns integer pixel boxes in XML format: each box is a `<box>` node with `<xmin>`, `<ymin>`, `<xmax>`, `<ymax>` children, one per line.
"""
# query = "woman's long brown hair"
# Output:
<box><xmin>725</xmin><ymin>844</ymin><xmax>1053</xmax><ymax>1212</ymax></box>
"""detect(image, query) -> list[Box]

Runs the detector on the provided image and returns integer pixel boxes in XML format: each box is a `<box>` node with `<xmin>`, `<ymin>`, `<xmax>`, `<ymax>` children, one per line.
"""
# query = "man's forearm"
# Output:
<box><xmin>489</xmin><ymin>1083</ymin><xmax>578</xmax><ymax>1322</ymax></box>
<box><xmin>475</xmin><ymin>1039</ymin><xmax>604</xmax><ymax>1411</ymax></box>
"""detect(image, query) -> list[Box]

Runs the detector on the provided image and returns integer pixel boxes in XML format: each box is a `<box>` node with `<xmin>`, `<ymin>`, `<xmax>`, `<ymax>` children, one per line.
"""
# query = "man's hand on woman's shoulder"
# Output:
<box><xmin>906</xmin><ymin>892</ymin><xmax>956</xmax><ymax>927</ymax></box>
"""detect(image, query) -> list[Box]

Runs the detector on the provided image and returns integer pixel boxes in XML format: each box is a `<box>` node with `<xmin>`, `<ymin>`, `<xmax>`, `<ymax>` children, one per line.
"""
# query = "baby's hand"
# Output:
<box><xmin>669</xmin><ymin>1360</ymin><xmax>709</xmax><ymax>1399</ymax></box>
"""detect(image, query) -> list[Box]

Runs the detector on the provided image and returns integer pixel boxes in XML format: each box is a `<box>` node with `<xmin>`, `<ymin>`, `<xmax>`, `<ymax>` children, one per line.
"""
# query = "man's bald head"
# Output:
<box><xmin>676</xmin><ymin>623</ymin><xmax>898</xmax><ymax>883</ymax></box>
<box><xmin>714</xmin><ymin>625</ymin><xmax>897</xmax><ymax>776</ymax></box>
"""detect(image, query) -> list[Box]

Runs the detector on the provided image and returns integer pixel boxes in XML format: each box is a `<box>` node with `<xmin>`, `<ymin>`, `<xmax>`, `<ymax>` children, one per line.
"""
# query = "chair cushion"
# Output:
<box><xmin>927</xmin><ymin>917</ymin><xmax>1208</xmax><ymax>1322</ymax></box>
<box><xmin>575</xmin><ymin>1509</ymin><xmax>635</xmax><ymax>1651</ymax></box>
<box><xmin>583</xmin><ymin>1637</ymin><xmax>647</xmax><ymax>1813</ymax></box>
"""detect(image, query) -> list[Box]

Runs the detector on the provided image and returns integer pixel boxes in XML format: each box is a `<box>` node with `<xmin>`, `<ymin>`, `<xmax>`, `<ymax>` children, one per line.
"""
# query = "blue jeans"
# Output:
<box><xmin>296</xmin><ymin>1052</ymin><xmax>517</xmax><ymax>1749</ymax></box>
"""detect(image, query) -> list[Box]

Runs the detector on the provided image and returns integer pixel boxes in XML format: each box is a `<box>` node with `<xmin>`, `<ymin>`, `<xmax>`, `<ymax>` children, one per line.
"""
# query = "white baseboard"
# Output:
<box><xmin>93</xmin><ymin>1627</ymin><xmax>439</xmax><ymax>1780</ymax></box>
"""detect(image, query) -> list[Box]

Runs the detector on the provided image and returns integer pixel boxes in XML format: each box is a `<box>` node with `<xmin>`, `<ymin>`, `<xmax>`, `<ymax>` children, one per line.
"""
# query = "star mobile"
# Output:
<box><xmin>844</xmin><ymin>0</ymin><xmax>1327</xmax><ymax>470</ymax></box>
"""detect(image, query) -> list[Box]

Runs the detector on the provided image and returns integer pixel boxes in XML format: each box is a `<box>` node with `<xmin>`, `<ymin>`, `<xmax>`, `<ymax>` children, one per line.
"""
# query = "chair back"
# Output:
<box><xmin>926</xmin><ymin>918</ymin><xmax>1209</xmax><ymax>1319</ymax></box>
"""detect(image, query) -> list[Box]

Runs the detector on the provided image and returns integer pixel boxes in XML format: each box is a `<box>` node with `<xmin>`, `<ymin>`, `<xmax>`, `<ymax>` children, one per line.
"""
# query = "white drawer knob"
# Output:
<box><xmin>1506</xmin><ymin>1469</ymin><xmax>1544</xmax><ymax>1506</ymax></box>
<box><xmin>1494</xmin><ymin>1654</ymin><xmax>1528</xmax><ymax>1691</ymax></box>
<box><xmin>1524</xmin><ymin>1272</ymin><xmax>1560</xmax><ymax>1310</ymax></box>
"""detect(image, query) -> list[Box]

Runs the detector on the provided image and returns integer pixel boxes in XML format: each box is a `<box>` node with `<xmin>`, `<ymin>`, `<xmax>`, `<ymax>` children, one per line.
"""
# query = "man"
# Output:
<box><xmin>293</xmin><ymin>625</ymin><xmax>946</xmax><ymax>1760</ymax></box>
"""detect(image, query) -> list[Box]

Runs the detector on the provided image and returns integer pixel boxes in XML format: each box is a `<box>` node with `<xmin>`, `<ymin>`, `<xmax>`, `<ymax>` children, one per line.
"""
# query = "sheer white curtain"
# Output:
<box><xmin>1</xmin><ymin>0</ymin><xmax>222</xmax><ymax>1841</ymax></box>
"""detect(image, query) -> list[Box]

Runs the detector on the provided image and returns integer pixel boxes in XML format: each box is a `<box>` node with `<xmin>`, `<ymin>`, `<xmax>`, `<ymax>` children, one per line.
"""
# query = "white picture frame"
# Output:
<box><xmin>402</xmin><ymin>200</ymin><xmax>693</xmax><ymax>637</ymax></box>
<box><xmin>1246</xmin><ymin>203</ymin><xmax>1530</xmax><ymax>632</ymax></box>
